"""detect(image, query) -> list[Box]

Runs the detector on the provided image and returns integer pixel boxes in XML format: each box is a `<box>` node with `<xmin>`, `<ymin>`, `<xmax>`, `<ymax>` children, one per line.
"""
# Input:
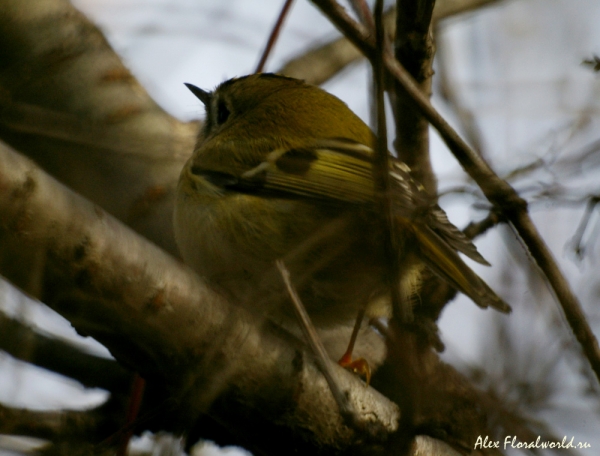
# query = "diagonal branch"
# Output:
<box><xmin>0</xmin><ymin>312</ymin><xmax>131</xmax><ymax>392</ymax></box>
<box><xmin>255</xmin><ymin>0</ymin><xmax>295</xmax><ymax>73</ymax></box>
<box><xmin>310</xmin><ymin>0</ymin><xmax>600</xmax><ymax>388</ymax></box>
<box><xmin>0</xmin><ymin>403</ymin><xmax>104</xmax><ymax>442</ymax></box>
<box><xmin>279</xmin><ymin>0</ymin><xmax>502</xmax><ymax>85</ymax></box>
<box><xmin>0</xmin><ymin>140</ymin><xmax>400</xmax><ymax>455</ymax></box>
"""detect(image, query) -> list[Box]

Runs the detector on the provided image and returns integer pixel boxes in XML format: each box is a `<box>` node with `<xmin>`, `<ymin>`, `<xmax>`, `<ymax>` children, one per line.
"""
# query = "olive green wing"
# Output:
<box><xmin>205</xmin><ymin>137</ymin><xmax>509</xmax><ymax>313</ymax></box>
<box><xmin>230</xmin><ymin>138</ymin><xmax>378</xmax><ymax>205</ymax></box>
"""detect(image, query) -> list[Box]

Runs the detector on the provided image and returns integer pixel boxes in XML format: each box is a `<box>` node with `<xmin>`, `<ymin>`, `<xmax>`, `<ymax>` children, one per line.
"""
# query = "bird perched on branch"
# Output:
<box><xmin>174</xmin><ymin>73</ymin><xmax>509</xmax><ymax>376</ymax></box>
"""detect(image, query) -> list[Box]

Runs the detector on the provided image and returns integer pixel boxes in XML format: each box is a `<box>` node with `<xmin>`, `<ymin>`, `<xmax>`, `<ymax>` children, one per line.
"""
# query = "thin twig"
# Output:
<box><xmin>462</xmin><ymin>211</ymin><xmax>503</xmax><ymax>240</ymax></box>
<box><xmin>349</xmin><ymin>0</ymin><xmax>375</xmax><ymax>31</ymax></box>
<box><xmin>255</xmin><ymin>0</ymin><xmax>295</xmax><ymax>73</ymax></box>
<box><xmin>0</xmin><ymin>403</ymin><xmax>103</xmax><ymax>441</ymax></box>
<box><xmin>568</xmin><ymin>196</ymin><xmax>600</xmax><ymax>259</ymax></box>
<box><xmin>275</xmin><ymin>260</ymin><xmax>359</xmax><ymax>426</ymax></box>
<box><xmin>310</xmin><ymin>0</ymin><xmax>374</xmax><ymax>58</ymax></box>
<box><xmin>0</xmin><ymin>311</ymin><xmax>130</xmax><ymax>392</ymax></box>
<box><xmin>434</xmin><ymin>0</ymin><xmax>500</xmax><ymax>19</ymax></box>
<box><xmin>370</xmin><ymin>0</ymin><xmax>407</xmax><ymax>323</ymax></box>
<box><xmin>279</xmin><ymin>1</ymin><xmax>503</xmax><ymax>85</ymax></box>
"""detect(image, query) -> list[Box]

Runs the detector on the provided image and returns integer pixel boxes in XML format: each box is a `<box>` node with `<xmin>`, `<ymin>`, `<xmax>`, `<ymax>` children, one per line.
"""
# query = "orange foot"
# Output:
<box><xmin>338</xmin><ymin>352</ymin><xmax>371</xmax><ymax>386</ymax></box>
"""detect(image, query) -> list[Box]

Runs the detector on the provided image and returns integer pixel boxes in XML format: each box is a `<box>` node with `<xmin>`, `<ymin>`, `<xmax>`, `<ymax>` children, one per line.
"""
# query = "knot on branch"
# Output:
<box><xmin>490</xmin><ymin>189</ymin><xmax>528</xmax><ymax>216</ymax></box>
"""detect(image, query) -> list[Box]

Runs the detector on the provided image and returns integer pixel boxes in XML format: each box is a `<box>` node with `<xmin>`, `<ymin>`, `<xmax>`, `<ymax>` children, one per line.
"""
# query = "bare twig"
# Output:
<box><xmin>279</xmin><ymin>0</ymin><xmax>502</xmax><ymax>85</ymax></box>
<box><xmin>463</xmin><ymin>211</ymin><xmax>503</xmax><ymax>240</ymax></box>
<box><xmin>349</xmin><ymin>0</ymin><xmax>376</xmax><ymax>30</ymax></box>
<box><xmin>434</xmin><ymin>0</ymin><xmax>500</xmax><ymax>18</ymax></box>
<box><xmin>371</xmin><ymin>0</ymin><xmax>407</xmax><ymax>323</ymax></box>
<box><xmin>0</xmin><ymin>311</ymin><xmax>130</xmax><ymax>392</ymax></box>
<box><xmin>582</xmin><ymin>54</ymin><xmax>600</xmax><ymax>73</ymax></box>
<box><xmin>255</xmin><ymin>0</ymin><xmax>295</xmax><ymax>73</ymax></box>
<box><xmin>0</xmin><ymin>403</ymin><xmax>104</xmax><ymax>442</ymax></box>
<box><xmin>512</xmin><ymin>210</ymin><xmax>600</xmax><ymax>378</ymax></box>
<box><xmin>568</xmin><ymin>196</ymin><xmax>600</xmax><ymax>259</ymax></box>
<box><xmin>275</xmin><ymin>260</ymin><xmax>369</xmax><ymax>433</ymax></box>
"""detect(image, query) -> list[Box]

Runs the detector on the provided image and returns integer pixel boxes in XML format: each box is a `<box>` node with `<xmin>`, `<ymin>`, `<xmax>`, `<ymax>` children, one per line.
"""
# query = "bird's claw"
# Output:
<box><xmin>338</xmin><ymin>353</ymin><xmax>371</xmax><ymax>386</ymax></box>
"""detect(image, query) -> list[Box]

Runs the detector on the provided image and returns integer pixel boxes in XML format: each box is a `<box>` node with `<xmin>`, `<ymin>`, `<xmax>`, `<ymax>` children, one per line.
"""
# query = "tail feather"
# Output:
<box><xmin>428</xmin><ymin>206</ymin><xmax>490</xmax><ymax>266</ymax></box>
<box><xmin>413</xmin><ymin>224</ymin><xmax>511</xmax><ymax>313</ymax></box>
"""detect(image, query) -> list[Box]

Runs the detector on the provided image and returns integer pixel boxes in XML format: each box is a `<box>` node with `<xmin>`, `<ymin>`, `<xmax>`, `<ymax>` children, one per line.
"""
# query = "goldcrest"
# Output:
<box><xmin>174</xmin><ymin>73</ymin><xmax>509</xmax><ymax>334</ymax></box>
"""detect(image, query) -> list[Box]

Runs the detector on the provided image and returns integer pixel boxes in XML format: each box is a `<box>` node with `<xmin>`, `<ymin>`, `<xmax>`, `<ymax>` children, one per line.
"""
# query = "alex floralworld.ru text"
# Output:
<box><xmin>474</xmin><ymin>435</ymin><xmax>591</xmax><ymax>450</ymax></box>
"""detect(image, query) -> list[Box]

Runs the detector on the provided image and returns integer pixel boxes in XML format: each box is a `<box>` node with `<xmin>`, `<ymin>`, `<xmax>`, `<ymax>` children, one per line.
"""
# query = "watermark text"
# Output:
<box><xmin>474</xmin><ymin>435</ymin><xmax>591</xmax><ymax>450</ymax></box>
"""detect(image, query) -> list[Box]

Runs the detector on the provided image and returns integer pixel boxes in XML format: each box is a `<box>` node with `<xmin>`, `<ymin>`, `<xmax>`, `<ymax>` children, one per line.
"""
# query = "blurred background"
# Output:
<box><xmin>1</xmin><ymin>0</ymin><xmax>599</xmax><ymax>454</ymax></box>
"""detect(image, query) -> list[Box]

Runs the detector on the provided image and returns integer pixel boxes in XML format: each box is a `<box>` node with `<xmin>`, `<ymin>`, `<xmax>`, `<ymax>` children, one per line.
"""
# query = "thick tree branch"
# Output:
<box><xmin>0</xmin><ymin>0</ymin><xmax>196</xmax><ymax>262</ymax></box>
<box><xmin>0</xmin><ymin>141</ymin><xmax>401</xmax><ymax>454</ymax></box>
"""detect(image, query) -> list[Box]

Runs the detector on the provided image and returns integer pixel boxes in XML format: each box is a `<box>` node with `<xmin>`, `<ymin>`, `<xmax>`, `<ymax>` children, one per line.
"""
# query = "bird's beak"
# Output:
<box><xmin>184</xmin><ymin>83</ymin><xmax>211</xmax><ymax>106</ymax></box>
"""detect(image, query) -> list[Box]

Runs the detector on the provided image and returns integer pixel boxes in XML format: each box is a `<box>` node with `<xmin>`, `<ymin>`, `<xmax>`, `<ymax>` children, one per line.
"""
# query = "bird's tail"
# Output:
<box><xmin>413</xmin><ymin>224</ymin><xmax>511</xmax><ymax>313</ymax></box>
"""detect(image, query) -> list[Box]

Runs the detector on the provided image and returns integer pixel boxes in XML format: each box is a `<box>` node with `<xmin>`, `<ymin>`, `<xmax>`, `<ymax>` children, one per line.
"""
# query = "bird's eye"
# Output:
<box><xmin>216</xmin><ymin>100</ymin><xmax>230</xmax><ymax>124</ymax></box>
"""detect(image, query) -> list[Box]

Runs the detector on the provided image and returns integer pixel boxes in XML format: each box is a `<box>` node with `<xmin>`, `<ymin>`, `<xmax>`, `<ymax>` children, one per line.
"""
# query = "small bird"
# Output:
<box><xmin>174</xmin><ymin>73</ymin><xmax>509</xmax><ymax>374</ymax></box>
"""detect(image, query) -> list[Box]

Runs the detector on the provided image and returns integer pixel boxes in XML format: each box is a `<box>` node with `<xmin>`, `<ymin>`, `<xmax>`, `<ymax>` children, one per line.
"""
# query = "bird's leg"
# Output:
<box><xmin>338</xmin><ymin>300</ymin><xmax>371</xmax><ymax>385</ymax></box>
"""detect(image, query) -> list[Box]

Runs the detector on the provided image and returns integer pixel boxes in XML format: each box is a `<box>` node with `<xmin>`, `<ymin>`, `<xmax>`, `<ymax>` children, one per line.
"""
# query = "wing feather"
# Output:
<box><xmin>201</xmin><ymin>137</ymin><xmax>509</xmax><ymax>313</ymax></box>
